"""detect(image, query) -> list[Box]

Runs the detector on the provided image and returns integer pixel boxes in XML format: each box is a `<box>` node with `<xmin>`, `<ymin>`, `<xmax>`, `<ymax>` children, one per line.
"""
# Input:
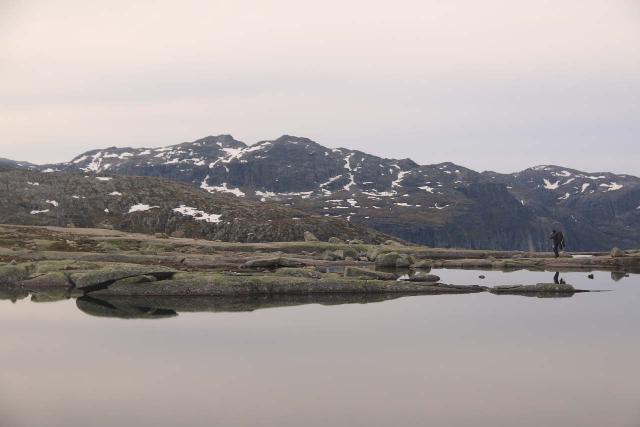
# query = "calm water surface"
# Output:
<box><xmin>2</xmin><ymin>269</ymin><xmax>640</xmax><ymax>427</ymax></box>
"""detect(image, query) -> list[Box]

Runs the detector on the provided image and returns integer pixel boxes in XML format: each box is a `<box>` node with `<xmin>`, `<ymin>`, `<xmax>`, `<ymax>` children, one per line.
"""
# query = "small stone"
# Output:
<box><xmin>479</xmin><ymin>275</ymin><xmax>485</xmax><ymax>279</ymax></box>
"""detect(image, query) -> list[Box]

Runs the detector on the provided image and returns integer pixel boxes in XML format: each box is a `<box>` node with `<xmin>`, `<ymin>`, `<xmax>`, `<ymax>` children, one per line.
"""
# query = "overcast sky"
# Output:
<box><xmin>1</xmin><ymin>0</ymin><xmax>639</xmax><ymax>174</ymax></box>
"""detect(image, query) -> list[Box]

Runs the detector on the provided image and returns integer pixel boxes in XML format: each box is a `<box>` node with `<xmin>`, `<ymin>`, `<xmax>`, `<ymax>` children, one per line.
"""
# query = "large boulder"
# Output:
<box><xmin>344</xmin><ymin>267</ymin><xmax>397</xmax><ymax>281</ymax></box>
<box><xmin>375</xmin><ymin>252</ymin><xmax>401</xmax><ymax>268</ymax></box>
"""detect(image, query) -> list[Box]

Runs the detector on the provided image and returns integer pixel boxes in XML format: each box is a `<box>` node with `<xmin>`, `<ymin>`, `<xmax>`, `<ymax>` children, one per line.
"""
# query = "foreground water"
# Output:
<box><xmin>2</xmin><ymin>269</ymin><xmax>640</xmax><ymax>427</ymax></box>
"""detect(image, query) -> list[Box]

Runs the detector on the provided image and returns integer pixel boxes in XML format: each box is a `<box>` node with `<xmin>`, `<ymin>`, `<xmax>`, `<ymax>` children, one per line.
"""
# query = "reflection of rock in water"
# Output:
<box><xmin>0</xmin><ymin>288</ymin><xmax>29</xmax><ymax>303</ymax></box>
<box><xmin>76</xmin><ymin>296</ymin><xmax>178</xmax><ymax>319</ymax></box>
<box><xmin>75</xmin><ymin>293</ymin><xmax>425</xmax><ymax>319</ymax></box>
<box><xmin>30</xmin><ymin>289</ymin><xmax>71</xmax><ymax>303</ymax></box>
<box><xmin>611</xmin><ymin>271</ymin><xmax>627</xmax><ymax>282</ymax></box>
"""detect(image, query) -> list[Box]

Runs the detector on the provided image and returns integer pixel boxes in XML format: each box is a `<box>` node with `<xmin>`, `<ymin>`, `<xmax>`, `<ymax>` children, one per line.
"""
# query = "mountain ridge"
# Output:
<box><xmin>6</xmin><ymin>134</ymin><xmax>639</xmax><ymax>250</ymax></box>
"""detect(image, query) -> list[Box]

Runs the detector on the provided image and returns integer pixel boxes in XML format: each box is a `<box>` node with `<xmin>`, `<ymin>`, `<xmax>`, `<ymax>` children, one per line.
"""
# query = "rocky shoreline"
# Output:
<box><xmin>1</xmin><ymin>225</ymin><xmax>638</xmax><ymax>304</ymax></box>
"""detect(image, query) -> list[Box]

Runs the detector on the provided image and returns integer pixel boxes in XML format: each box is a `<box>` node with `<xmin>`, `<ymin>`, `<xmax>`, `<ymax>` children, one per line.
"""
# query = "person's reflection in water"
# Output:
<box><xmin>553</xmin><ymin>272</ymin><xmax>566</xmax><ymax>284</ymax></box>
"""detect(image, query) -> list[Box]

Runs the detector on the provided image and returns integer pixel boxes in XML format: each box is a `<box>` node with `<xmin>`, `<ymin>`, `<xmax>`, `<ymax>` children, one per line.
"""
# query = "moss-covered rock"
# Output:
<box><xmin>0</xmin><ymin>263</ymin><xmax>35</xmax><ymax>285</ymax></box>
<box><xmin>375</xmin><ymin>252</ymin><xmax>401</xmax><ymax>268</ymax></box>
<box><xmin>70</xmin><ymin>264</ymin><xmax>176</xmax><ymax>290</ymax></box>
<box><xmin>89</xmin><ymin>272</ymin><xmax>485</xmax><ymax>297</ymax></box>
<box><xmin>20</xmin><ymin>272</ymin><xmax>71</xmax><ymax>288</ymax></box>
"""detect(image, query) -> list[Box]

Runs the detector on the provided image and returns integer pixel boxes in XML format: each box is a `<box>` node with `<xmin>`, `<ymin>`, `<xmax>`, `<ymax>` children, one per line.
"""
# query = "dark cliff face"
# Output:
<box><xmin>0</xmin><ymin>170</ymin><xmax>387</xmax><ymax>243</ymax></box>
<box><xmin>29</xmin><ymin>136</ymin><xmax>640</xmax><ymax>251</ymax></box>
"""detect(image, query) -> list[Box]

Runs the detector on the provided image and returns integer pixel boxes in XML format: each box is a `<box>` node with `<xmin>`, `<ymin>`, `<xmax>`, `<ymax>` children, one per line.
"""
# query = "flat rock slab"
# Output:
<box><xmin>89</xmin><ymin>273</ymin><xmax>486</xmax><ymax>296</ymax></box>
<box><xmin>70</xmin><ymin>264</ymin><xmax>177</xmax><ymax>290</ymax></box>
<box><xmin>489</xmin><ymin>283</ymin><xmax>585</xmax><ymax>295</ymax></box>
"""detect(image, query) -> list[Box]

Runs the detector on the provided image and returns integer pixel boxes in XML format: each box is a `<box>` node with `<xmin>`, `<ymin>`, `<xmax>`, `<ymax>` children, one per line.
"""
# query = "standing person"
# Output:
<box><xmin>550</xmin><ymin>229</ymin><xmax>565</xmax><ymax>258</ymax></box>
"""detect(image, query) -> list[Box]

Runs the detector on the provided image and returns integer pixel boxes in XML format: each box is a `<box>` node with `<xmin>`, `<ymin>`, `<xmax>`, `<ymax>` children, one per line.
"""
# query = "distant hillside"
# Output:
<box><xmin>0</xmin><ymin>169</ymin><xmax>388</xmax><ymax>243</ymax></box>
<box><xmin>24</xmin><ymin>134</ymin><xmax>640</xmax><ymax>250</ymax></box>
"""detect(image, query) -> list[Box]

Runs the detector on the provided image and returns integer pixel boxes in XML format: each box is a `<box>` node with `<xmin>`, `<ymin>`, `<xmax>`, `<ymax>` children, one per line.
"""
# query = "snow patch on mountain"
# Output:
<box><xmin>173</xmin><ymin>205</ymin><xmax>222</xmax><ymax>223</ymax></box>
<box><xmin>127</xmin><ymin>204</ymin><xmax>159</xmax><ymax>213</ymax></box>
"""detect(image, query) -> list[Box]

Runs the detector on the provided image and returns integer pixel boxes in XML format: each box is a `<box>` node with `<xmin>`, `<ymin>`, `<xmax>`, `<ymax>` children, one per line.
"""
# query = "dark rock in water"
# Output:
<box><xmin>343</xmin><ymin>267</ymin><xmax>397</xmax><ymax>281</ymax></box>
<box><xmin>611</xmin><ymin>247</ymin><xmax>625</xmax><ymax>258</ymax></box>
<box><xmin>479</xmin><ymin>275</ymin><xmax>486</xmax><ymax>279</ymax></box>
<box><xmin>303</xmin><ymin>231</ymin><xmax>319</xmax><ymax>242</ymax></box>
<box><xmin>401</xmin><ymin>272</ymin><xmax>440</xmax><ymax>282</ymax></box>
<box><xmin>489</xmin><ymin>283</ymin><xmax>584</xmax><ymax>295</ymax></box>
<box><xmin>588</xmin><ymin>274</ymin><xmax>594</xmax><ymax>279</ymax></box>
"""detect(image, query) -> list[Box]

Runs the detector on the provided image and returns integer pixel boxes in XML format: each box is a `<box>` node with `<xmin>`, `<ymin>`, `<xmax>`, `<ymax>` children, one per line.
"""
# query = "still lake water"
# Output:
<box><xmin>2</xmin><ymin>269</ymin><xmax>640</xmax><ymax>427</ymax></box>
